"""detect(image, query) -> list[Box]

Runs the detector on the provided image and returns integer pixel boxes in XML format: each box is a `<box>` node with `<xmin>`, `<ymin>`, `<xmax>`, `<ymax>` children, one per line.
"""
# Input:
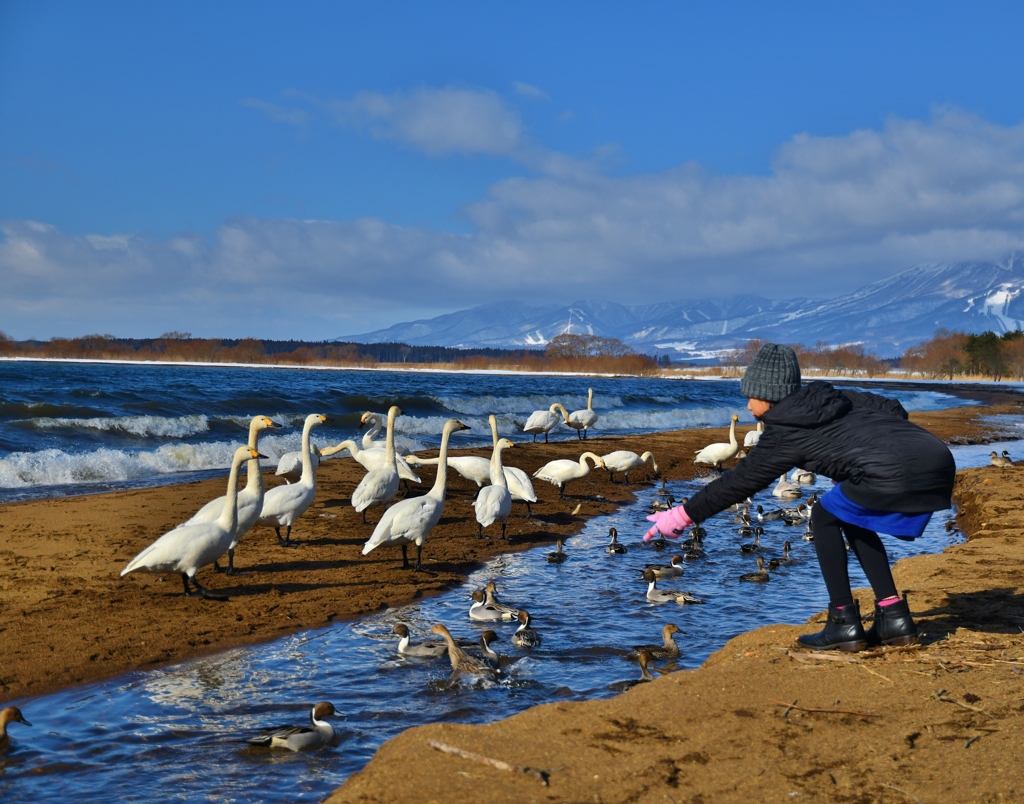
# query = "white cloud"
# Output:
<box><xmin>6</xmin><ymin>108</ymin><xmax>1024</xmax><ymax>339</ymax></box>
<box><xmin>512</xmin><ymin>81</ymin><xmax>549</xmax><ymax>100</ymax></box>
<box><xmin>325</xmin><ymin>86</ymin><xmax>524</xmax><ymax>157</ymax></box>
<box><xmin>239</xmin><ymin>98</ymin><xmax>312</xmax><ymax>126</ymax></box>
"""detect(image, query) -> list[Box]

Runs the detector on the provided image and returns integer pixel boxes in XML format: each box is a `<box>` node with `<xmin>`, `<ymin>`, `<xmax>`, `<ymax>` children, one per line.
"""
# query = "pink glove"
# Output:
<box><xmin>644</xmin><ymin>505</ymin><xmax>693</xmax><ymax>541</ymax></box>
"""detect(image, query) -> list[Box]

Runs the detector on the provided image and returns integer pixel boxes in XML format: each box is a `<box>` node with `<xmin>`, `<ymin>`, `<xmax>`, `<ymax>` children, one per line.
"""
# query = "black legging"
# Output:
<box><xmin>811</xmin><ymin>503</ymin><xmax>898</xmax><ymax>607</ymax></box>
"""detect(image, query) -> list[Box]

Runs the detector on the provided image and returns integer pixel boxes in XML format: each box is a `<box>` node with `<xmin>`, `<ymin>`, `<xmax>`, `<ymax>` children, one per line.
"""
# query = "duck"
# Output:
<box><xmin>627</xmin><ymin>623</ymin><xmax>681</xmax><ymax>660</ymax></box>
<box><xmin>655</xmin><ymin>480</ymin><xmax>672</xmax><ymax>498</ymax></box>
<box><xmin>739</xmin><ymin>526</ymin><xmax>764</xmax><ymax>554</ymax></box>
<box><xmin>510</xmin><ymin>610</ymin><xmax>542</xmax><ymax>648</ymax></box>
<box><xmin>184</xmin><ymin>415</ymin><xmax>282</xmax><ymax>575</ymax></box>
<box><xmin>566</xmin><ymin>387</ymin><xmax>599</xmax><ymax>440</ymax></box>
<box><xmin>643</xmin><ymin>569</ymin><xmax>681</xmax><ymax>603</ymax></box>
<box><xmin>1003</xmin><ymin>449</ymin><xmax>1014</xmax><ymax>462</ymax></box>
<box><xmin>651</xmin><ymin>533</ymin><xmax>668</xmax><ymax>551</ymax></box>
<box><xmin>274</xmin><ymin>443</ymin><xmax>321</xmax><ymax>484</ymax></box>
<box><xmin>246</xmin><ymin>702</ymin><xmax>337</xmax><ymax>751</ymax></box>
<box><xmin>431</xmin><ymin>623</ymin><xmax>498</xmax><ymax>683</ymax></box>
<box><xmin>990</xmin><ymin>450</ymin><xmax>1013</xmax><ymax>467</ymax></box>
<box><xmin>361</xmin><ymin>418</ymin><xmax>470</xmax><ymax>570</ymax></box>
<box><xmin>768</xmin><ymin>541</ymin><xmax>794</xmax><ymax>569</ymax></box>
<box><xmin>532</xmin><ymin>452</ymin><xmax>605</xmax><ymax>499</ymax></box>
<box><xmin>258</xmin><ymin>414</ymin><xmax>330</xmax><ymax>546</ymax></box>
<box><xmin>546</xmin><ymin>538</ymin><xmax>568</xmax><ymax>563</ymax></box>
<box><xmin>743</xmin><ymin>421</ymin><xmax>764</xmax><ymax>448</ymax></box>
<box><xmin>802</xmin><ymin>520</ymin><xmax>815</xmax><ymax>542</ymax></box>
<box><xmin>609</xmin><ymin>650</ymin><xmax>655</xmax><ymax>691</ymax></box>
<box><xmin>675</xmin><ymin>590</ymin><xmax>705</xmax><ymax>605</ymax></box>
<box><xmin>483</xmin><ymin>581</ymin><xmax>521</xmax><ymax>620</ymax></box>
<box><xmin>689</xmin><ymin>522</ymin><xmax>707</xmax><ymax>540</ymax></box>
<box><xmin>773</xmin><ymin>473</ymin><xmax>803</xmax><ymax>499</ymax></box>
<box><xmin>606</xmin><ymin>526</ymin><xmax>628</xmax><ymax>554</ymax></box>
<box><xmin>392</xmin><ymin>623</ymin><xmax>448</xmax><ymax>658</ymax></box>
<box><xmin>469</xmin><ymin>589</ymin><xmax>507</xmax><ymax>622</ymax></box>
<box><xmin>694</xmin><ymin>414</ymin><xmax>740</xmax><ymax>471</ymax></box>
<box><xmin>682</xmin><ymin>536</ymin><xmax>705</xmax><ymax>561</ymax></box>
<box><xmin>649</xmin><ymin>494</ymin><xmax>676</xmax><ymax>513</ymax></box>
<box><xmin>737</xmin><ymin>510</ymin><xmax>756</xmax><ymax>536</ymax></box>
<box><xmin>779</xmin><ymin>504</ymin><xmax>811</xmax><ymax>525</ymax></box>
<box><xmin>351</xmin><ymin>406</ymin><xmax>403</xmax><ymax>524</ymax></box>
<box><xmin>488</xmin><ymin>415</ymin><xmax>537</xmax><ymax>514</ymax></box>
<box><xmin>472</xmin><ymin>437</ymin><xmax>515</xmax><ymax>540</ymax></box>
<box><xmin>523</xmin><ymin>403</ymin><xmax>570</xmax><ymax>443</ymax></box>
<box><xmin>643</xmin><ymin>554</ymin><xmax>684</xmax><ymax>579</ymax></box>
<box><xmin>122</xmin><ymin>446</ymin><xmax>264</xmax><ymax>599</ymax></box>
<box><xmin>479</xmin><ymin>630</ymin><xmax>501</xmax><ymax>666</ymax></box>
<box><xmin>320</xmin><ymin>439</ymin><xmax>421</xmax><ymax>485</ymax></box>
<box><xmin>601</xmin><ymin>450</ymin><xmax>658</xmax><ymax>484</ymax></box>
<box><xmin>739</xmin><ymin>555</ymin><xmax>770</xmax><ymax>582</ymax></box>
<box><xmin>0</xmin><ymin>706</ymin><xmax>31</xmax><ymax>749</ymax></box>
<box><xmin>791</xmin><ymin>467</ymin><xmax>816</xmax><ymax>484</ymax></box>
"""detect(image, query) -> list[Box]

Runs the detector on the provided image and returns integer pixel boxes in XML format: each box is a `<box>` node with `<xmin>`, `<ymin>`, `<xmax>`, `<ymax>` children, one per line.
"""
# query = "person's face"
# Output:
<box><xmin>748</xmin><ymin>398</ymin><xmax>772</xmax><ymax>419</ymax></box>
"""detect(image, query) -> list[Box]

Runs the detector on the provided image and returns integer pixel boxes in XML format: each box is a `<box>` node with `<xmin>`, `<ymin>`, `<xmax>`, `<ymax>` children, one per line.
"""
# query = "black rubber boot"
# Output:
<box><xmin>797</xmin><ymin>602</ymin><xmax>868</xmax><ymax>652</ymax></box>
<box><xmin>865</xmin><ymin>597</ymin><xmax>918</xmax><ymax>647</ymax></box>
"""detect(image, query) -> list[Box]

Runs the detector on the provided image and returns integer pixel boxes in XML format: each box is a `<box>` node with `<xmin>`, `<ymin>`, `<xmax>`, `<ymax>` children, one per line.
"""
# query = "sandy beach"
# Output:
<box><xmin>1</xmin><ymin>390</ymin><xmax>1021</xmax><ymax>801</ymax></box>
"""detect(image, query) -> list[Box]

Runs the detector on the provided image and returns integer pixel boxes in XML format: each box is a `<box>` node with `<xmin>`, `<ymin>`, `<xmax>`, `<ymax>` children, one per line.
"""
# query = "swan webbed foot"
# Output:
<box><xmin>184</xmin><ymin>574</ymin><xmax>229</xmax><ymax>601</ymax></box>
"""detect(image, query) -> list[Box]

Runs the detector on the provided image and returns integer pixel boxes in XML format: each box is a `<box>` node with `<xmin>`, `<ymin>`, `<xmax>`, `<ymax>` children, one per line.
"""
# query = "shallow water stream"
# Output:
<box><xmin>5</xmin><ymin>438</ymin><xmax>1015</xmax><ymax>802</ymax></box>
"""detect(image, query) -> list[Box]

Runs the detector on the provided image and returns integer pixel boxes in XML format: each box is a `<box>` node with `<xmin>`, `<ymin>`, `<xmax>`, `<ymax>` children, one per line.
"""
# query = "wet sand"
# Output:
<box><xmin>0</xmin><ymin>392</ymin><xmax>1021</xmax><ymax>801</ymax></box>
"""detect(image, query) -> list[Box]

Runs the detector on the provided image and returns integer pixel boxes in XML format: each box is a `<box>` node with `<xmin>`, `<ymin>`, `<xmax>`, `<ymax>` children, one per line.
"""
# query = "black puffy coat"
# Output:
<box><xmin>684</xmin><ymin>382</ymin><xmax>956</xmax><ymax>524</ymax></box>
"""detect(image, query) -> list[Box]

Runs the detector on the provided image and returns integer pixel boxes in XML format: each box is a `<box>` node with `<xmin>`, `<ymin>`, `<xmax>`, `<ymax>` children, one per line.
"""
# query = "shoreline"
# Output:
<box><xmin>0</xmin><ymin>399</ymin><xmax>1015</xmax><ymax>704</ymax></box>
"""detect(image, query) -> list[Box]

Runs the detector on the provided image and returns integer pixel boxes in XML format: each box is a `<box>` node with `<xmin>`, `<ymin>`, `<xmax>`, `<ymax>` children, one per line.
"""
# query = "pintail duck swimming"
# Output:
<box><xmin>392</xmin><ymin>623</ymin><xmax>448</xmax><ymax>658</ymax></box>
<box><xmin>247</xmin><ymin>702</ymin><xmax>337</xmax><ymax>751</ymax></box>
<box><xmin>739</xmin><ymin>526</ymin><xmax>764</xmax><ymax>554</ymax></box>
<box><xmin>511</xmin><ymin>610</ymin><xmax>542</xmax><ymax>648</ymax></box>
<box><xmin>737</xmin><ymin>511</ymin><xmax>755</xmax><ymax>536</ymax></box>
<box><xmin>802</xmin><ymin>520</ymin><xmax>814</xmax><ymax>542</ymax></box>
<box><xmin>0</xmin><ymin>707</ymin><xmax>31</xmax><ymax>749</ymax></box>
<box><xmin>739</xmin><ymin>555</ymin><xmax>770</xmax><ymax>582</ymax></box>
<box><xmin>628</xmin><ymin>623</ymin><xmax>681</xmax><ymax>660</ymax></box>
<box><xmin>547</xmin><ymin>539</ymin><xmax>568</xmax><ymax>563</ymax></box>
<box><xmin>479</xmin><ymin>630</ymin><xmax>501</xmax><ymax>666</ymax></box>
<box><xmin>682</xmin><ymin>536</ymin><xmax>705</xmax><ymax>561</ymax></box>
<box><xmin>484</xmin><ymin>581</ymin><xmax>521</xmax><ymax>621</ymax></box>
<box><xmin>606</xmin><ymin>527</ymin><xmax>628</xmax><ymax>554</ymax></box>
<box><xmin>609</xmin><ymin>650</ymin><xmax>655</xmax><ymax>691</ymax></box>
<box><xmin>643</xmin><ymin>555</ymin><xmax>684</xmax><ymax>579</ymax></box>
<box><xmin>469</xmin><ymin>589</ymin><xmax>507</xmax><ymax>622</ymax></box>
<box><xmin>768</xmin><ymin>541</ymin><xmax>794</xmax><ymax>569</ymax></box>
<box><xmin>643</xmin><ymin>569</ymin><xmax>681</xmax><ymax>603</ymax></box>
<box><xmin>431</xmin><ymin>623</ymin><xmax>498</xmax><ymax>682</ymax></box>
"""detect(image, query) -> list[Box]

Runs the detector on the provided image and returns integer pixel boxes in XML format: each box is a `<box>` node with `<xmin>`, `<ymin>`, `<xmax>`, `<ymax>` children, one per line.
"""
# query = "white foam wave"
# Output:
<box><xmin>28</xmin><ymin>414</ymin><xmax>210</xmax><ymax>438</ymax></box>
<box><xmin>428</xmin><ymin>393</ymin><xmax>626</xmax><ymax>416</ymax></box>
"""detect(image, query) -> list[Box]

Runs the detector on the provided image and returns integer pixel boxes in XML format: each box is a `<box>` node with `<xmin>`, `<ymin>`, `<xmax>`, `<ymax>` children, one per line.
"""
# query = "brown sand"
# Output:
<box><xmin>1</xmin><ymin>392</ymin><xmax>1022</xmax><ymax>802</ymax></box>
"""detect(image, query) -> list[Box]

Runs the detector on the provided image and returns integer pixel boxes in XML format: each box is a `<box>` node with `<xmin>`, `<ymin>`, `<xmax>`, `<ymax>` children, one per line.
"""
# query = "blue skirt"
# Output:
<box><xmin>819</xmin><ymin>486</ymin><xmax>933</xmax><ymax>541</ymax></box>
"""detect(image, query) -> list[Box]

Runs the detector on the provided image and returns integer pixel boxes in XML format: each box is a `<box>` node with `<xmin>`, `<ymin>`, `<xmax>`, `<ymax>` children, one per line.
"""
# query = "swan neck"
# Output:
<box><xmin>587</xmin><ymin>388</ymin><xmax>593</xmax><ymax>411</ymax></box>
<box><xmin>245</xmin><ymin>426</ymin><xmax>265</xmax><ymax>495</ymax></box>
<box><xmin>300</xmin><ymin>419</ymin><xmax>316</xmax><ymax>484</ymax></box>
<box><xmin>217</xmin><ymin>453</ymin><xmax>245</xmax><ymax>531</ymax></box>
<box><xmin>490</xmin><ymin>442</ymin><xmax>507</xmax><ymax>488</ymax></box>
<box><xmin>429</xmin><ymin>424</ymin><xmax>455</xmax><ymax>500</ymax></box>
<box><xmin>384</xmin><ymin>409</ymin><xmax>397</xmax><ymax>464</ymax></box>
<box><xmin>489</xmin><ymin>415</ymin><xmax>498</xmax><ymax>447</ymax></box>
<box><xmin>728</xmin><ymin>417</ymin><xmax>737</xmax><ymax>447</ymax></box>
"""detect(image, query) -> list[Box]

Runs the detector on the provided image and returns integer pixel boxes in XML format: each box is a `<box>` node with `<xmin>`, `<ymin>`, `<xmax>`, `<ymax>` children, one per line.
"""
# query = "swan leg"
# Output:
<box><xmin>184</xmin><ymin>573</ymin><xmax>228</xmax><ymax>601</ymax></box>
<box><xmin>476</xmin><ymin>522</ymin><xmax>487</xmax><ymax>540</ymax></box>
<box><xmin>413</xmin><ymin>543</ymin><xmax>427</xmax><ymax>572</ymax></box>
<box><xmin>624</xmin><ymin>472</ymin><xmax>631</xmax><ymax>485</ymax></box>
<box><xmin>501</xmin><ymin>521</ymin><xmax>510</xmax><ymax>542</ymax></box>
<box><xmin>277</xmin><ymin>526</ymin><xmax>299</xmax><ymax>548</ymax></box>
<box><xmin>215</xmin><ymin>548</ymin><xmax>252</xmax><ymax>577</ymax></box>
<box><xmin>401</xmin><ymin>544</ymin><xmax>410</xmax><ymax>569</ymax></box>
<box><xmin>544</xmin><ymin>432</ymin><xmax>549</xmax><ymax>443</ymax></box>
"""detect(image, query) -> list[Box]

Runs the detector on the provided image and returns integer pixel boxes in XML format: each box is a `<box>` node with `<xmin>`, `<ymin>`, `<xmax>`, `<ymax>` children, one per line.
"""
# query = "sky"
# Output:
<box><xmin>4</xmin><ymin>2</ymin><xmax>1024</xmax><ymax>340</ymax></box>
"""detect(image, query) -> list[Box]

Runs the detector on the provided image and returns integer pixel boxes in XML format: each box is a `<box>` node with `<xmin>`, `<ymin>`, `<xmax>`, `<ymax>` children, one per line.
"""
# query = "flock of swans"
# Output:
<box><xmin>119</xmin><ymin>387</ymin><xmax>670</xmax><ymax>600</ymax></box>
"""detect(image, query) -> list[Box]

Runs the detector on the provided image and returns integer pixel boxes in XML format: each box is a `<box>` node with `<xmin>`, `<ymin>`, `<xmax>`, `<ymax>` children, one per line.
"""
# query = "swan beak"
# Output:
<box><xmin>322</xmin><ymin>416</ymin><xmax>334</xmax><ymax>424</ymax></box>
<box><xmin>267</xmin><ymin>419</ymin><xmax>283</xmax><ymax>429</ymax></box>
<box><xmin>251</xmin><ymin>450</ymin><xmax>269</xmax><ymax>459</ymax></box>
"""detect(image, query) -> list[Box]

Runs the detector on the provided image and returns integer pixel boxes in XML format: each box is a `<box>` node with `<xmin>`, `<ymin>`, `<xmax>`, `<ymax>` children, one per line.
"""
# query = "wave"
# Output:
<box><xmin>426</xmin><ymin>393</ymin><xmax>627</xmax><ymax>416</ymax></box>
<box><xmin>26</xmin><ymin>414</ymin><xmax>211</xmax><ymax>438</ymax></box>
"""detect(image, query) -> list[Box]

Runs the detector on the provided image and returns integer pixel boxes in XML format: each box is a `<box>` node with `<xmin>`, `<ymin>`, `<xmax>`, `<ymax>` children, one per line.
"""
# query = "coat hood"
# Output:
<box><xmin>762</xmin><ymin>382</ymin><xmax>851</xmax><ymax>429</ymax></box>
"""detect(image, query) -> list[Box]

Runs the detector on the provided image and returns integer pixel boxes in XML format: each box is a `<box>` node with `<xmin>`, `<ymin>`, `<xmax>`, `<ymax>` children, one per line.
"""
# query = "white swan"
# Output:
<box><xmin>488</xmin><ymin>414</ymin><xmax>536</xmax><ymax>513</ymax></box>
<box><xmin>122</xmin><ymin>446</ymin><xmax>263</xmax><ymax>599</ymax></box>
<box><xmin>772</xmin><ymin>473</ymin><xmax>803</xmax><ymax>499</ymax></box>
<box><xmin>743</xmin><ymin>421</ymin><xmax>763</xmax><ymax>448</ymax></box>
<box><xmin>790</xmin><ymin>467</ymin><xmax>816</xmax><ymax>484</ymax></box>
<box><xmin>522</xmin><ymin>402</ymin><xmax>570</xmax><ymax>443</ymax></box>
<box><xmin>533</xmin><ymin>451</ymin><xmax>605</xmax><ymax>499</ymax></box>
<box><xmin>351</xmin><ymin>405</ymin><xmax>402</xmax><ymax>523</ymax></box>
<box><xmin>472</xmin><ymin>438</ymin><xmax>514</xmax><ymax>540</ymax></box>
<box><xmin>694</xmin><ymin>414</ymin><xmax>740</xmax><ymax>471</ymax></box>
<box><xmin>183</xmin><ymin>415</ymin><xmax>281</xmax><ymax>575</ymax></box>
<box><xmin>361</xmin><ymin>418</ymin><xmax>470</xmax><ymax>569</ymax></box>
<box><xmin>405</xmin><ymin>453</ymin><xmax>490</xmax><ymax>489</ymax></box>
<box><xmin>360</xmin><ymin>411</ymin><xmax>415</xmax><ymax>455</ymax></box>
<box><xmin>601</xmin><ymin>450</ymin><xmax>658</xmax><ymax>485</ymax></box>
<box><xmin>566</xmin><ymin>387</ymin><xmax>598</xmax><ymax>440</ymax></box>
<box><xmin>320</xmin><ymin>439</ymin><xmax>421</xmax><ymax>484</ymax></box>
<box><xmin>258</xmin><ymin>413</ymin><xmax>329</xmax><ymax>546</ymax></box>
<box><xmin>275</xmin><ymin>443</ymin><xmax>320</xmax><ymax>484</ymax></box>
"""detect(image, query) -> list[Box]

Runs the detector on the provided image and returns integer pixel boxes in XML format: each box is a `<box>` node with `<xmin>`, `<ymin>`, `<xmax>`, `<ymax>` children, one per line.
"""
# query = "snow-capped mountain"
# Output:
<box><xmin>338</xmin><ymin>257</ymin><xmax>1024</xmax><ymax>360</ymax></box>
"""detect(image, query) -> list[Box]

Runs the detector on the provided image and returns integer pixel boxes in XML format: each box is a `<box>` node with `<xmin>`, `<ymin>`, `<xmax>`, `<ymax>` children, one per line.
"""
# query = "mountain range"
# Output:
<box><xmin>339</xmin><ymin>257</ymin><xmax>1024</xmax><ymax>361</ymax></box>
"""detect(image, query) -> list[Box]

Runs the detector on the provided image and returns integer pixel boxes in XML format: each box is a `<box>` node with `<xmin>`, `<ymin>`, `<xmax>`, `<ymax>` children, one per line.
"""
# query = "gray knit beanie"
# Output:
<box><xmin>740</xmin><ymin>343</ymin><xmax>801</xmax><ymax>402</ymax></box>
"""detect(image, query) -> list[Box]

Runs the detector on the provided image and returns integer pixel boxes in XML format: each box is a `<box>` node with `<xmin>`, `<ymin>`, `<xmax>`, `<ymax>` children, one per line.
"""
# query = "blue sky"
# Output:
<box><xmin>4</xmin><ymin>2</ymin><xmax>1024</xmax><ymax>340</ymax></box>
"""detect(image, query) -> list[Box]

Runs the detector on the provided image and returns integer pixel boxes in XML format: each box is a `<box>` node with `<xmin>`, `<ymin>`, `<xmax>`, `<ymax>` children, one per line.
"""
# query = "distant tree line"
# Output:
<box><xmin>0</xmin><ymin>331</ymin><xmax>659</xmax><ymax>375</ymax></box>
